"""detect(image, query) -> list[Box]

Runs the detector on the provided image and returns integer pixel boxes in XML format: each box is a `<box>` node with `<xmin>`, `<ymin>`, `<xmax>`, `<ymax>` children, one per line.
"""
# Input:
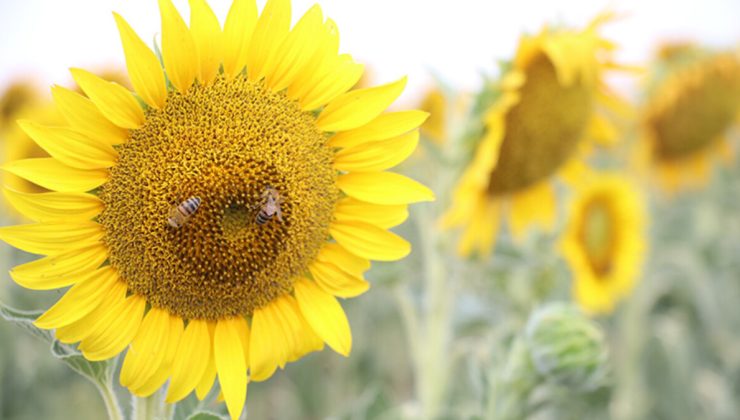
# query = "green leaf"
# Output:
<box><xmin>0</xmin><ymin>302</ymin><xmax>51</xmax><ymax>343</ymax></box>
<box><xmin>51</xmin><ymin>340</ymin><xmax>112</xmax><ymax>386</ymax></box>
<box><xmin>186</xmin><ymin>412</ymin><xmax>227</xmax><ymax>420</ymax></box>
<box><xmin>0</xmin><ymin>300</ymin><xmax>114</xmax><ymax>388</ymax></box>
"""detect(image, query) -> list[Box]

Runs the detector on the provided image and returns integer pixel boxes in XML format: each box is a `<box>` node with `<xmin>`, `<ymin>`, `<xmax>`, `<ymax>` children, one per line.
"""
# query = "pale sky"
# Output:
<box><xmin>0</xmin><ymin>0</ymin><xmax>738</xmax><ymax>104</ymax></box>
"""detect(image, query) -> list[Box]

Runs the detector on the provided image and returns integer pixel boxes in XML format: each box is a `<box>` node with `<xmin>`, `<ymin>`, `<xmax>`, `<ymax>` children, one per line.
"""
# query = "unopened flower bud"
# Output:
<box><xmin>524</xmin><ymin>303</ymin><xmax>609</xmax><ymax>391</ymax></box>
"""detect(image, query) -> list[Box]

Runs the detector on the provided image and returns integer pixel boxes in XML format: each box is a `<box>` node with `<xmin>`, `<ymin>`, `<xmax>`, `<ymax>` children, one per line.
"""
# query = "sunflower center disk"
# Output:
<box><xmin>579</xmin><ymin>197</ymin><xmax>615</xmax><ymax>277</ymax></box>
<box><xmin>488</xmin><ymin>54</ymin><xmax>593</xmax><ymax>195</ymax></box>
<box><xmin>99</xmin><ymin>75</ymin><xmax>337</xmax><ymax>320</ymax></box>
<box><xmin>648</xmin><ymin>55</ymin><xmax>740</xmax><ymax>161</ymax></box>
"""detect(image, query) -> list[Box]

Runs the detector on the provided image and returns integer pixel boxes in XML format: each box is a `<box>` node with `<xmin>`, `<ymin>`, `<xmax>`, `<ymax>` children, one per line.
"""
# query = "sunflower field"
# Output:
<box><xmin>0</xmin><ymin>1</ymin><xmax>738</xmax><ymax>419</ymax></box>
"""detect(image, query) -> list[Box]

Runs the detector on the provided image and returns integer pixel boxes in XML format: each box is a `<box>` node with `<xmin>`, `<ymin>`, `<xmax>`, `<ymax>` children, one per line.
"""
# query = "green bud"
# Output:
<box><xmin>524</xmin><ymin>303</ymin><xmax>609</xmax><ymax>391</ymax></box>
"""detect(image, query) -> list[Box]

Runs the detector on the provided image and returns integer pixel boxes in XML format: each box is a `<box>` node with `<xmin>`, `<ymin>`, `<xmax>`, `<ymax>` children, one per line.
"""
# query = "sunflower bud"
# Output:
<box><xmin>524</xmin><ymin>303</ymin><xmax>609</xmax><ymax>391</ymax></box>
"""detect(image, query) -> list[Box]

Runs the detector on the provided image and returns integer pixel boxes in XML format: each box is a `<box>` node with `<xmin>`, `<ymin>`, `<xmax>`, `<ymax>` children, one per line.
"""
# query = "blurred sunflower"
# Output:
<box><xmin>419</xmin><ymin>87</ymin><xmax>447</xmax><ymax>144</ymax></box>
<box><xmin>640</xmin><ymin>44</ymin><xmax>740</xmax><ymax>193</ymax></box>
<box><xmin>0</xmin><ymin>80</ymin><xmax>39</xmax><ymax>131</ymax></box>
<box><xmin>560</xmin><ymin>174</ymin><xmax>646</xmax><ymax>314</ymax></box>
<box><xmin>441</xmin><ymin>13</ymin><xmax>626</xmax><ymax>257</ymax></box>
<box><xmin>0</xmin><ymin>0</ymin><xmax>433</xmax><ymax>418</ymax></box>
<box><xmin>0</xmin><ymin>80</ymin><xmax>55</xmax><ymax>195</ymax></box>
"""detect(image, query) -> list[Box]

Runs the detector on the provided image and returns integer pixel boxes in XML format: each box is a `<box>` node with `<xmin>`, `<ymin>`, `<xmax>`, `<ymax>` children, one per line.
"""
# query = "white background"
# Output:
<box><xmin>0</xmin><ymin>0</ymin><xmax>738</xmax><ymax>104</ymax></box>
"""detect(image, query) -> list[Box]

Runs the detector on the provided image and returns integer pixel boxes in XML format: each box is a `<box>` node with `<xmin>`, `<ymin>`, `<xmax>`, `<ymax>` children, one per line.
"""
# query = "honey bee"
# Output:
<box><xmin>256</xmin><ymin>186</ymin><xmax>283</xmax><ymax>225</ymax></box>
<box><xmin>167</xmin><ymin>196</ymin><xmax>202</xmax><ymax>228</ymax></box>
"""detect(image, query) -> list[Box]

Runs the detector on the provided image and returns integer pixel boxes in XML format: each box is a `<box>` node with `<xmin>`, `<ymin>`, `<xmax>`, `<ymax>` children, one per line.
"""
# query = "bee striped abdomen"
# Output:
<box><xmin>256</xmin><ymin>187</ymin><xmax>283</xmax><ymax>225</ymax></box>
<box><xmin>168</xmin><ymin>196</ymin><xmax>202</xmax><ymax>228</ymax></box>
<box><xmin>256</xmin><ymin>209</ymin><xmax>272</xmax><ymax>225</ymax></box>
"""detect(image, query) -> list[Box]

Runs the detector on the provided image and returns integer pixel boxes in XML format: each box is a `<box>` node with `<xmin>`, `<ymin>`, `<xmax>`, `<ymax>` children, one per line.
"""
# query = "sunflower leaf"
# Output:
<box><xmin>0</xmin><ymin>302</ymin><xmax>51</xmax><ymax>343</ymax></box>
<box><xmin>185</xmin><ymin>412</ymin><xmax>227</xmax><ymax>420</ymax></box>
<box><xmin>0</xmin><ymin>301</ymin><xmax>114</xmax><ymax>388</ymax></box>
<box><xmin>51</xmin><ymin>340</ymin><xmax>113</xmax><ymax>386</ymax></box>
<box><xmin>173</xmin><ymin>394</ymin><xmax>208</xmax><ymax>420</ymax></box>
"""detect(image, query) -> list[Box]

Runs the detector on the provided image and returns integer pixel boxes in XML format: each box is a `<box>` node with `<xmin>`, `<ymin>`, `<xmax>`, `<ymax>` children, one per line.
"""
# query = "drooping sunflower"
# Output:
<box><xmin>441</xmin><ymin>13</ymin><xmax>626</xmax><ymax>257</ymax></box>
<box><xmin>560</xmin><ymin>173</ymin><xmax>646</xmax><ymax>314</ymax></box>
<box><xmin>639</xmin><ymin>43</ymin><xmax>740</xmax><ymax>193</ymax></box>
<box><xmin>0</xmin><ymin>0</ymin><xmax>433</xmax><ymax>418</ymax></box>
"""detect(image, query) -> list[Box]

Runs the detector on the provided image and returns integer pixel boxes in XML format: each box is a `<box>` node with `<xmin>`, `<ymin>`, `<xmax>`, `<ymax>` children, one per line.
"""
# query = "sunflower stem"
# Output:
<box><xmin>133</xmin><ymin>389</ymin><xmax>165</xmax><ymax>420</ymax></box>
<box><xmin>401</xmin><ymin>200</ymin><xmax>453</xmax><ymax>419</ymax></box>
<box><xmin>97</xmin><ymin>380</ymin><xmax>124</xmax><ymax>420</ymax></box>
<box><xmin>162</xmin><ymin>402</ymin><xmax>176</xmax><ymax>420</ymax></box>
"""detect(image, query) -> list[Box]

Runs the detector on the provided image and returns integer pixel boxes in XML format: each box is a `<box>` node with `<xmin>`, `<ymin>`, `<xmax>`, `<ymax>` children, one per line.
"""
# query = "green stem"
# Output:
<box><xmin>97</xmin><ymin>381</ymin><xmax>124</xmax><ymax>420</ymax></box>
<box><xmin>486</xmin><ymin>337</ymin><xmax>538</xmax><ymax>420</ymax></box>
<box><xmin>412</xmin><ymin>204</ymin><xmax>454</xmax><ymax>419</ymax></box>
<box><xmin>163</xmin><ymin>402</ymin><xmax>175</xmax><ymax>420</ymax></box>
<box><xmin>133</xmin><ymin>389</ymin><xmax>165</xmax><ymax>420</ymax></box>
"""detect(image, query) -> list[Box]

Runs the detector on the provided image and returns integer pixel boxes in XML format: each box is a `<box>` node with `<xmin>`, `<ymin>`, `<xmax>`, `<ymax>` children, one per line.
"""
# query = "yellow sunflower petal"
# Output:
<box><xmin>188</xmin><ymin>0</ymin><xmax>222</xmax><ymax>85</ymax></box>
<box><xmin>130</xmin><ymin>315</ymin><xmax>184</xmax><ymax>397</ymax></box>
<box><xmin>308</xmin><ymin>260</ymin><xmax>370</xmax><ymax>298</ymax></box>
<box><xmin>328</xmin><ymin>110</ymin><xmax>429</xmax><ymax>149</ymax></box>
<box><xmin>70</xmin><ymin>68</ymin><xmax>144</xmax><ymax>129</ymax></box>
<box><xmin>195</xmin><ymin>351</ymin><xmax>218</xmax><ymax>400</ymax></box>
<box><xmin>54</xmin><ymin>280</ymin><xmax>128</xmax><ymax>344</ymax></box>
<box><xmin>334</xmin><ymin>130</ymin><xmax>419</xmax><ymax>172</ymax></box>
<box><xmin>0</xmin><ymin>222</ymin><xmax>103</xmax><ymax>256</ymax></box>
<box><xmin>158</xmin><ymin>0</ymin><xmax>197</xmax><ymax>93</ymax></box>
<box><xmin>264</xmin><ymin>5</ymin><xmax>322</xmax><ymax>91</ymax></box>
<box><xmin>315</xmin><ymin>242</ymin><xmax>370</xmax><ymax>275</ymax></box>
<box><xmin>120</xmin><ymin>307</ymin><xmax>172</xmax><ymax>388</ymax></box>
<box><xmin>17</xmin><ymin>121</ymin><xmax>117</xmax><ymax>169</ymax></box>
<box><xmin>316</xmin><ymin>77</ymin><xmax>407</xmax><ymax>132</ymax></box>
<box><xmin>289</xmin><ymin>300</ymin><xmax>325</xmax><ymax>361</ymax></box>
<box><xmin>250</xmin><ymin>303</ymin><xmax>284</xmax><ymax>382</ymax></box>
<box><xmin>273</xmin><ymin>295</ymin><xmax>324</xmax><ymax>363</ymax></box>
<box><xmin>457</xmin><ymin>198</ymin><xmax>500</xmax><ymax>257</ymax></box>
<box><xmin>10</xmin><ymin>243</ymin><xmax>108</xmax><ymax>290</ymax></box>
<box><xmin>246</xmin><ymin>0</ymin><xmax>291</xmax><ymax>82</ymax></box>
<box><xmin>337</xmin><ymin>172</ymin><xmax>434</xmax><ymax>205</ymax></box>
<box><xmin>3</xmin><ymin>189</ymin><xmax>103</xmax><ymax>223</ymax></box>
<box><xmin>3</xmin><ymin>158</ymin><xmax>108</xmax><ymax>193</ymax></box>
<box><xmin>275</xmin><ymin>295</ymin><xmax>323</xmax><ymax>362</ymax></box>
<box><xmin>234</xmin><ymin>316</ymin><xmax>251</xmax><ymax>368</ymax></box>
<box><xmin>509</xmin><ymin>182</ymin><xmax>557</xmax><ymax>239</ymax></box>
<box><xmin>113</xmin><ymin>12</ymin><xmax>167</xmax><ymax>109</ymax></box>
<box><xmin>222</xmin><ymin>0</ymin><xmax>258</xmax><ymax>78</ymax></box>
<box><xmin>166</xmin><ymin>319</ymin><xmax>211</xmax><ymax>403</ymax></box>
<box><xmin>51</xmin><ymin>85</ymin><xmax>128</xmax><ymax>145</ymax></box>
<box><xmin>294</xmin><ymin>278</ymin><xmax>351</xmax><ymax>356</ymax></box>
<box><xmin>286</xmin><ymin>18</ymin><xmax>339</xmax><ymax>102</ymax></box>
<box><xmin>271</xmin><ymin>296</ymin><xmax>301</xmax><ymax>365</ymax></box>
<box><xmin>300</xmin><ymin>55</ymin><xmax>364</xmax><ymax>111</ymax></box>
<box><xmin>79</xmin><ymin>294</ymin><xmax>146</xmax><ymax>361</ymax></box>
<box><xmin>214</xmin><ymin>318</ymin><xmax>248</xmax><ymax>420</ymax></box>
<box><xmin>330</xmin><ymin>220</ymin><xmax>410</xmax><ymax>261</ymax></box>
<box><xmin>334</xmin><ymin>198</ymin><xmax>408</xmax><ymax>229</ymax></box>
<box><xmin>33</xmin><ymin>266</ymin><xmax>119</xmax><ymax>329</ymax></box>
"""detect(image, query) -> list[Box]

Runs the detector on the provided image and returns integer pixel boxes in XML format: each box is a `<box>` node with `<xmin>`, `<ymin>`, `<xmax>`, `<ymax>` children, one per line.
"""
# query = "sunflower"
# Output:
<box><xmin>560</xmin><ymin>173</ymin><xmax>646</xmax><ymax>314</ymax></box>
<box><xmin>0</xmin><ymin>80</ymin><xmax>55</xmax><ymax>195</ymax></box>
<box><xmin>441</xmin><ymin>13</ymin><xmax>625</xmax><ymax>257</ymax></box>
<box><xmin>0</xmin><ymin>0</ymin><xmax>433</xmax><ymax>418</ymax></box>
<box><xmin>418</xmin><ymin>87</ymin><xmax>447</xmax><ymax>144</ymax></box>
<box><xmin>640</xmin><ymin>44</ymin><xmax>740</xmax><ymax>193</ymax></box>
